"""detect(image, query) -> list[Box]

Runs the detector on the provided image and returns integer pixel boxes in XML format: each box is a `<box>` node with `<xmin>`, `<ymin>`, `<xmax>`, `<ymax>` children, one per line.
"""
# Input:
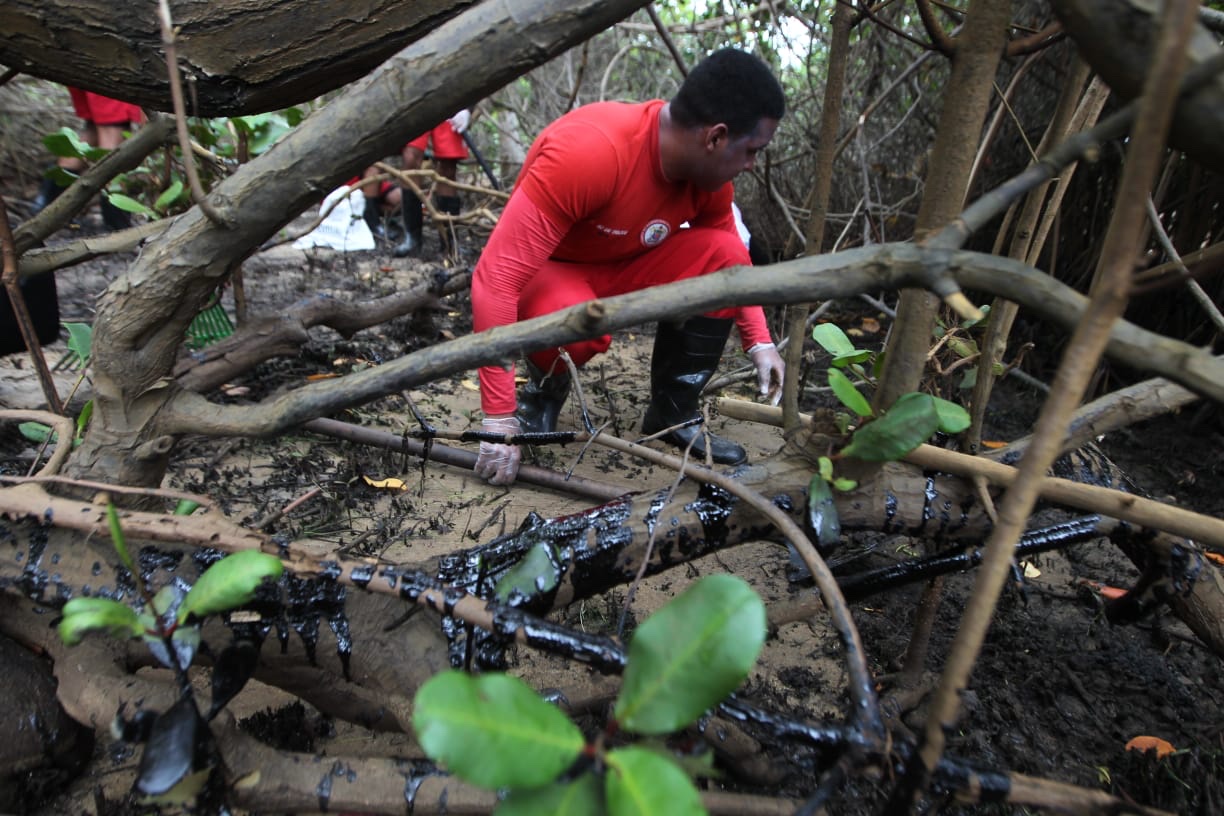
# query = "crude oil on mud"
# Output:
<box><xmin>2</xmin><ymin>217</ymin><xmax>1222</xmax><ymax>815</ymax></box>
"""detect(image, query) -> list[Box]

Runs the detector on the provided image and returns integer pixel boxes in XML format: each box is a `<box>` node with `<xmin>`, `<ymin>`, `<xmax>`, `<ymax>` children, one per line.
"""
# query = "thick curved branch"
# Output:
<box><xmin>0</xmin><ymin>0</ymin><xmax>481</xmax><ymax>116</ymax></box>
<box><xmin>156</xmin><ymin>246</ymin><xmax>1224</xmax><ymax>439</ymax></box>
<box><xmin>1004</xmin><ymin>21</ymin><xmax>1064</xmax><ymax>57</ymax></box>
<box><xmin>0</xmin><ymin>411</ymin><xmax>75</xmax><ymax>476</ymax></box>
<box><xmin>173</xmin><ymin>270</ymin><xmax>468</xmax><ymax>393</ymax></box>
<box><xmin>1050</xmin><ymin>0</ymin><xmax>1224</xmax><ymax>174</ymax></box>
<box><xmin>915</xmin><ymin>0</ymin><xmax>956</xmax><ymax>56</ymax></box>
<box><xmin>17</xmin><ymin>221</ymin><xmax>172</xmax><ymax>281</ymax></box>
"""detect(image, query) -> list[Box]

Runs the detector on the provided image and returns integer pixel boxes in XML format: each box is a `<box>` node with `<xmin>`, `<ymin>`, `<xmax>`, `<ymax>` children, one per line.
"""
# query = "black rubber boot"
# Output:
<box><xmin>392</xmin><ymin>188</ymin><xmax>424</xmax><ymax>258</ymax></box>
<box><xmin>362</xmin><ymin>196</ymin><xmax>386</xmax><ymax>241</ymax></box>
<box><xmin>517</xmin><ymin>359</ymin><xmax>571</xmax><ymax>433</ymax></box>
<box><xmin>31</xmin><ymin>174</ymin><xmax>64</xmax><ymax>215</ymax></box>
<box><xmin>436</xmin><ymin>194</ymin><xmax>461</xmax><ymax>256</ymax></box>
<box><xmin>100</xmin><ymin>196</ymin><xmax>131</xmax><ymax>231</ymax></box>
<box><xmin>641</xmin><ymin>316</ymin><xmax>747</xmax><ymax>465</ymax></box>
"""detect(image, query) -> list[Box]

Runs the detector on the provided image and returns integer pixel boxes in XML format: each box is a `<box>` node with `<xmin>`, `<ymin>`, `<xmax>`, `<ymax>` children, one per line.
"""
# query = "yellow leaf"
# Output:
<box><xmin>1022</xmin><ymin>561</ymin><xmax>1041</xmax><ymax>579</ymax></box>
<box><xmin>1125</xmin><ymin>736</ymin><xmax>1176</xmax><ymax>758</ymax></box>
<box><xmin>363</xmin><ymin>475</ymin><xmax>407</xmax><ymax>491</ymax></box>
<box><xmin>461</xmin><ymin>379</ymin><xmax>480</xmax><ymax>391</ymax></box>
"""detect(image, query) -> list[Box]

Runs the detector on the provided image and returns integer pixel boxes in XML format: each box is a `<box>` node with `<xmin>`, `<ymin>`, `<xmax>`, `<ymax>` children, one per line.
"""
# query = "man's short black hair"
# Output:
<box><xmin>670</xmin><ymin>48</ymin><xmax>785</xmax><ymax>137</ymax></box>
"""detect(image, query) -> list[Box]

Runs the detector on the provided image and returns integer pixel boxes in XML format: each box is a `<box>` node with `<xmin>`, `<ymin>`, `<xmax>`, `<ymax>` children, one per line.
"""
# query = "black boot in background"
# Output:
<box><xmin>393</xmin><ymin>188</ymin><xmax>424</xmax><ymax>258</ymax></box>
<box><xmin>641</xmin><ymin>316</ymin><xmax>747</xmax><ymax>465</ymax></box>
<box><xmin>436</xmin><ymin>194</ymin><xmax>462</xmax><ymax>257</ymax></box>
<box><xmin>100</xmin><ymin>196</ymin><xmax>131</xmax><ymax>232</ymax></box>
<box><xmin>362</xmin><ymin>196</ymin><xmax>387</xmax><ymax>242</ymax></box>
<box><xmin>517</xmin><ymin>359</ymin><xmax>571</xmax><ymax>433</ymax></box>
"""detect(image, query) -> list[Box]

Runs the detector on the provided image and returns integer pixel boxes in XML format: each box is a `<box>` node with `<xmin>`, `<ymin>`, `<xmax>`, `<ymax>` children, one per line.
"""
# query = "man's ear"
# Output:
<box><xmin>704</xmin><ymin>123</ymin><xmax>729</xmax><ymax>151</ymax></box>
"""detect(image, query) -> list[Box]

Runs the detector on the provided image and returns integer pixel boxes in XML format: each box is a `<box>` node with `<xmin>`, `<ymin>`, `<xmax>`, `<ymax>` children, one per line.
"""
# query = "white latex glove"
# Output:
<box><xmin>474</xmin><ymin>416</ymin><xmax>522</xmax><ymax>485</ymax></box>
<box><xmin>447</xmin><ymin>109</ymin><xmax>471</xmax><ymax>134</ymax></box>
<box><xmin>748</xmin><ymin>342</ymin><xmax>785</xmax><ymax>407</ymax></box>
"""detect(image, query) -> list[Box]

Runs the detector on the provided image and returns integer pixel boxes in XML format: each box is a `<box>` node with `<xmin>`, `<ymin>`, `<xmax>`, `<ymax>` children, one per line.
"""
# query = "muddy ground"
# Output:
<box><xmin>3</xmin><ymin>201</ymin><xmax>1224</xmax><ymax>814</ymax></box>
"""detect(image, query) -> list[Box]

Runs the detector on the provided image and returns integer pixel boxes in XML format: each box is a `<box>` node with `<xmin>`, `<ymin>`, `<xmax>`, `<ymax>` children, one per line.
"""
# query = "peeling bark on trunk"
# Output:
<box><xmin>0</xmin><ymin>0</ymin><xmax>477</xmax><ymax>116</ymax></box>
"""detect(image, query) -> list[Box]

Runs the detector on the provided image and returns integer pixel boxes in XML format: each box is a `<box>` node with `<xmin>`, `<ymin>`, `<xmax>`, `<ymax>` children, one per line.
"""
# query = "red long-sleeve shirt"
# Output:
<box><xmin>471</xmin><ymin>100</ymin><xmax>770</xmax><ymax>416</ymax></box>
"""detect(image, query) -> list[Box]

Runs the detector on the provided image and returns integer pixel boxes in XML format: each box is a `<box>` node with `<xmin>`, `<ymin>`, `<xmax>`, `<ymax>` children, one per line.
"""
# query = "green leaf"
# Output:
<box><xmin>43</xmin><ymin>127</ymin><xmax>92</xmax><ymax>159</ymax></box>
<box><xmin>613</xmin><ymin>574</ymin><xmax>765</xmax><ymax>734</ymax></box>
<box><xmin>177</xmin><ymin>550</ymin><xmax>284</xmax><ymax>623</ymax></box>
<box><xmin>827</xmin><ymin>368</ymin><xmax>873</xmax><ymax>418</ymax></box>
<box><xmin>497</xmin><ymin>774</ymin><xmax>604</xmax><ymax>816</ymax></box>
<box><xmin>605</xmin><ymin>747</ymin><xmax>705</xmax><ymax>816</ymax></box>
<box><xmin>174</xmin><ymin>500</ymin><xmax>201</xmax><ymax>516</ymax></box>
<box><xmin>947</xmin><ymin>336</ymin><xmax>978</xmax><ymax>359</ymax></box>
<box><xmin>63</xmin><ymin>322</ymin><xmax>93</xmax><ymax>365</ymax></box>
<box><xmin>495</xmin><ymin>542</ymin><xmax>561</xmax><ymax>603</ymax></box>
<box><xmin>811</xmin><ymin>323</ymin><xmax>872</xmax><ymax>367</ymax></box>
<box><xmin>46</xmin><ymin>166</ymin><xmax>78</xmax><ymax>187</ymax></box>
<box><xmin>832</xmin><ymin>477</ymin><xmax>858</xmax><ymax>492</ymax></box>
<box><xmin>154</xmin><ymin>179</ymin><xmax>185</xmax><ymax>212</ymax></box>
<box><xmin>75</xmin><ymin>399</ymin><xmax>93</xmax><ymax>441</ymax></box>
<box><xmin>18</xmin><ymin>421</ymin><xmax>53</xmax><ymax>444</ymax></box>
<box><xmin>811</xmin><ymin>323</ymin><xmax>856</xmax><ymax>356</ymax></box>
<box><xmin>58</xmin><ymin>597</ymin><xmax>143</xmax><ymax>645</ymax></box>
<box><xmin>931</xmin><ymin>397</ymin><xmax>971</xmax><ymax>434</ymax></box>
<box><xmin>818</xmin><ymin>456</ymin><xmax>834</xmax><ymax>482</ymax></box>
<box><xmin>106</xmin><ymin>501</ymin><xmax>138</xmax><ymax>579</ymax></box>
<box><xmin>413</xmin><ymin>671</ymin><xmax>584</xmax><ymax>790</ymax></box>
<box><xmin>105</xmin><ymin>192</ymin><xmax>156</xmax><ymax>217</ymax></box>
<box><xmin>833</xmin><ymin>411</ymin><xmax>854</xmax><ymax>435</ymax></box>
<box><xmin>840</xmin><ymin>392</ymin><xmax>940</xmax><ymax>462</ymax></box>
<box><xmin>806</xmin><ymin>474</ymin><xmax>841</xmax><ymax>550</ymax></box>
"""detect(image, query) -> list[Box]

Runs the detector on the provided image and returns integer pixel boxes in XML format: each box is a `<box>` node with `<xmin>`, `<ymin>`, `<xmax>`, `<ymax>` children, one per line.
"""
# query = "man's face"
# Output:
<box><xmin>693</xmin><ymin>117</ymin><xmax>779</xmax><ymax>191</ymax></box>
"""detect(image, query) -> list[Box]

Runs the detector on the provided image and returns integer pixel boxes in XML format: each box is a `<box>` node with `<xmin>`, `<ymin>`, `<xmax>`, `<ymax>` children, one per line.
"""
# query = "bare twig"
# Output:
<box><xmin>1145</xmin><ymin>196</ymin><xmax>1224</xmax><ymax>333</ymax></box>
<box><xmin>0</xmin><ymin>196</ymin><xmax>63</xmax><ymax>414</ymax></box>
<box><xmin>157</xmin><ymin>0</ymin><xmax>229</xmax><ymax>226</ymax></box>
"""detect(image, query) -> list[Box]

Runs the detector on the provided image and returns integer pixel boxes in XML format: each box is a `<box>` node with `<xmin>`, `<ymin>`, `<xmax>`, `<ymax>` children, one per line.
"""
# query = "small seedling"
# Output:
<box><xmin>413</xmin><ymin>574</ymin><xmax>767</xmax><ymax>815</ymax></box>
<box><xmin>57</xmin><ymin>499</ymin><xmax>284</xmax><ymax>803</ymax></box>
<box><xmin>807</xmin><ymin>323</ymin><xmax>973</xmax><ymax>552</ymax></box>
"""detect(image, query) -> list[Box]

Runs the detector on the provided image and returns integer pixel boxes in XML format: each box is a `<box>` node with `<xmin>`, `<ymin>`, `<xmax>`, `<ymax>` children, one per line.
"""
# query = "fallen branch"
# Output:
<box><xmin>157</xmin><ymin>245</ymin><xmax>1224</xmax><ymax>440</ymax></box>
<box><xmin>716</xmin><ymin>398</ymin><xmax>1224</xmax><ymax>547</ymax></box>
<box><xmin>173</xmin><ymin>269</ymin><xmax>470</xmax><ymax>392</ymax></box>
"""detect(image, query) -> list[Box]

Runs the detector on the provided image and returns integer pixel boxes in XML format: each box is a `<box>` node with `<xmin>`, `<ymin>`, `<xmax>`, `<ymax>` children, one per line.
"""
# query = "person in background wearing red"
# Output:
<box><xmin>358</xmin><ymin>110</ymin><xmax>470</xmax><ymax>258</ymax></box>
<box><xmin>32</xmin><ymin>87</ymin><xmax>145</xmax><ymax>232</ymax></box>
<box><xmin>470</xmin><ymin>49</ymin><xmax>786</xmax><ymax>486</ymax></box>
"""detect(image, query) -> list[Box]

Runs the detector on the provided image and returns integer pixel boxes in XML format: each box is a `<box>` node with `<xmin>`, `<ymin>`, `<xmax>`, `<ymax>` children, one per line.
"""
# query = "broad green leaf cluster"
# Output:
<box><xmin>57</xmin><ymin>500</ymin><xmax>286</xmax><ymax>803</ymax></box>
<box><xmin>41</xmin><ymin>106</ymin><xmax>304</xmax><ymax>220</ymax></box>
<box><xmin>805</xmin><ymin>322</ymin><xmax>975</xmax><ymax>550</ymax></box>
<box><xmin>413</xmin><ymin>574</ymin><xmax>767</xmax><ymax>816</ymax></box>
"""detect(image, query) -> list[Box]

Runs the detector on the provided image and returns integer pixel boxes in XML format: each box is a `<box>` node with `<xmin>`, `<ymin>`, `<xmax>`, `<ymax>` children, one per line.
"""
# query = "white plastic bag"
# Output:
<box><xmin>292</xmin><ymin>186</ymin><xmax>376</xmax><ymax>252</ymax></box>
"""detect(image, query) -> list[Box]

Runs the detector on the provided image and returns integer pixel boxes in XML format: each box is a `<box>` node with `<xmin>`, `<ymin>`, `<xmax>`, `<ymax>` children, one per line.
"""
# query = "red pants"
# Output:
<box><xmin>407</xmin><ymin>123</ymin><xmax>468</xmax><ymax>160</ymax></box>
<box><xmin>519</xmin><ymin>226</ymin><xmax>748</xmax><ymax>371</ymax></box>
<box><xmin>68</xmin><ymin>88</ymin><xmax>143</xmax><ymax>125</ymax></box>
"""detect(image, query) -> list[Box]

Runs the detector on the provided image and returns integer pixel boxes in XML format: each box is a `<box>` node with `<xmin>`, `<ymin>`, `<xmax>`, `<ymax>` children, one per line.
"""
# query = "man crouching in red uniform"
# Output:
<box><xmin>471</xmin><ymin>49</ymin><xmax>787</xmax><ymax>486</ymax></box>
